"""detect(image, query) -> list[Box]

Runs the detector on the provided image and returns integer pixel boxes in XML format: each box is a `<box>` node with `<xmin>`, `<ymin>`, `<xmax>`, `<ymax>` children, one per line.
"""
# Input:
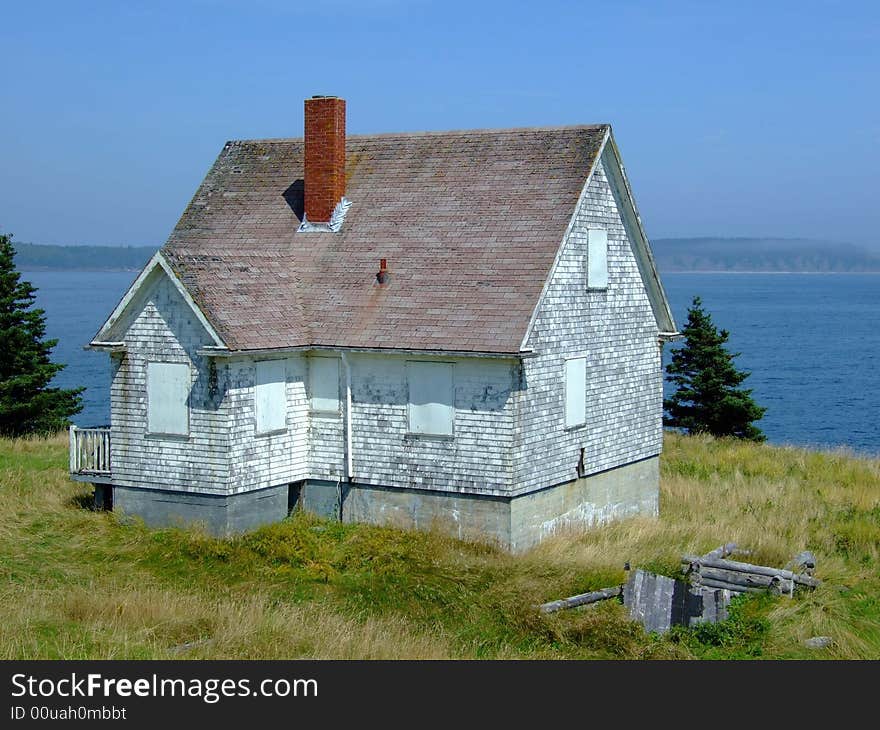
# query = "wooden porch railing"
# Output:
<box><xmin>69</xmin><ymin>426</ymin><xmax>111</xmax><ymax>475</ymax></box>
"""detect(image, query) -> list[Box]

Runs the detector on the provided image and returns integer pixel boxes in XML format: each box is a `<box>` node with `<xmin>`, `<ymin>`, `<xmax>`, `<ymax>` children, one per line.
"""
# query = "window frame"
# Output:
<box><xmin>563</xmin><ymin>355</ymin><xmax>587</xmax><ymax>430</ymax></box>
<box><xmin>309</xmin><ymin>355</ymin><xmax>341</xmax><ymax>417</ymax></box>
<box><xmin>145</xmin><ymin>360</ymin><xmax>191</xmax><ymax>438</ymax></box>
<box><xmin>406</xmin><ymin>360</ymin><xmax>455</xmax><ymax>439</ymax></box>
<box><xmin>254</xmin><ymin>359</ymin><xmax>288</xmax><ymax>435</ymax></box>
<box><xmin>586</xmin><ymin>227</ymin><xmax>609</xmax><ymax>290</ymax></box>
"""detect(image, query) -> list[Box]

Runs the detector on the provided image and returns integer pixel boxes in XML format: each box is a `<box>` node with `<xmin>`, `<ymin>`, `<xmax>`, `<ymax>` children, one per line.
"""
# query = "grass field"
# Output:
<box><xmin>1</xmin><ymin>432</ymin><xmax>878</xmax><ymax>659</ymax></box>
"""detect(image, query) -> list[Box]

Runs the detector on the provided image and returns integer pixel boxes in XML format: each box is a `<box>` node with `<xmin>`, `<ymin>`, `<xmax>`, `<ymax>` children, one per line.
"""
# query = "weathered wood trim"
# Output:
<box><xmin>341</xmin><ymin>352</ymin><xmax>354</xmax><ymax>479</ymax></box>
<box><xmin>69</xmin><ymin>426</ymin><xmax>76</xmax><ymax>473</ymax></box>
<box><xmin>85</xmin><ymin>341</ymin><xmax>126</xmax><ymax>353</ymax></box>
<box><xmin>69</xmin><ymin>426</ymin><xmax>112</xmax><ymax>475</ymax></box>
<box><xmin>197</xmin><ymin>344</ymin><xmax>525</xmax><ymax>360</ymax></box>
<box><xmin>602</xmin><ymin>135</ymin><xmax>677</xmax><ymax>334</ymax></box>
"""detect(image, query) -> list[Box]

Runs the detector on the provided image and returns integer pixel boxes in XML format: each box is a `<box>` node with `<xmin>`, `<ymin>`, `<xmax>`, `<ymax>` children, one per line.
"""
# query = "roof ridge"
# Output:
<box><xmin>226</xmin><ymin>124</ymin><xmax>610</xmax><ymax>146</ymax></box>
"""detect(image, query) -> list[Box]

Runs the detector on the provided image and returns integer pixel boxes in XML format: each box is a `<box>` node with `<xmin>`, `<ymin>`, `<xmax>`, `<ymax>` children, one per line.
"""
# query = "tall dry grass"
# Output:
<box><xmin>0</xmin><ymin>583</ymin><xmax>456</xmax><ymax>660</ymax></box>
<box><xmin>528</xmin><ymin>433</ymin><xmax>880</xmax><ymax>658</ymax></box>
<box><xmin>1</xmin><ymin>431</ymin><xmax>877</xmax><ymax>659</ymax></box>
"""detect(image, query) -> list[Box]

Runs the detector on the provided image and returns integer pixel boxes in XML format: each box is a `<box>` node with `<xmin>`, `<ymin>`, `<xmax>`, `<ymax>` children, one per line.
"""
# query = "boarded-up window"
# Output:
<box><xmin>255</xmin><ymin>360</ymin><xmax>286</xmax><ymax>433</ymax></box>
<box><xmin>147</xmin><ymin>362</ymin><xmax>190</xmax><ymax>435</ymax></box>
<box><xmin>407</xmin><ymin>361</ymin><xmax>454</xmax><ymax>436</ymax></box>
<box><xmin>564</xmin><ymin>357</ymin><xmax>587</xmax><ymax>428</ymax></box>
<box><xmin>310</xmin><ymin>357</ymin><xmax>340</xmax><ymax>413</ymax></box>
<box><xmin>587</xmin><ymin>228</ymin><xmax>608</xmax><ymax>289</ymax></box>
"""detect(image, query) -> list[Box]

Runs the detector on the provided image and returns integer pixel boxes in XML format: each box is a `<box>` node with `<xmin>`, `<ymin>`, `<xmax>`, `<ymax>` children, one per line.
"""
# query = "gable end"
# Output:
<box><xmin>519</xmin><ymin>129</ymin><xmax>677</xmax><ymax>350</ymax></box>
<box><xmin>91</xmin><ymin>251</ymin><xmax>227</xmax><ymax>349</ymax></box>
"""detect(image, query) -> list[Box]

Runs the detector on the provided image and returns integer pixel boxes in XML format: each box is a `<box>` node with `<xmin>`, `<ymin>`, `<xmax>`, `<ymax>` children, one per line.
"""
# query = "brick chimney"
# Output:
<box><xmin>304</xmin><ymin>95</ymin><xmax>346</xmax><ymax>223</ymax></box>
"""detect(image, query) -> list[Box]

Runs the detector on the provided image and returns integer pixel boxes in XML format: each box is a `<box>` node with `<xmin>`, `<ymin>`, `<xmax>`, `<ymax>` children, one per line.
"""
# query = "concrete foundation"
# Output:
<box><xmin>101</xmin><ymin>456</ymin><xmax>658</xmax><ymax>550</ymax></box>
<box><xmin>298</xmin><ymin>479</ymin><xmax>343</xmax><ymax>520</ymax></box>
<box><xmin>111</xmin><ymin>483</ymin><xmax>289</xmax><ymax>536</ymax></box>
<box><xmin>343</xmin><ymin>482</ymin><xmax>511</xmax><ymax>546</ymax></box>
<box><xmin>509</xmin><ymin>455</ymin><xmax>659</xmax><ymax>551</ymax></box>
<box><xmin>341</xmin><ymin>455</ymin><xmax>659</xmax><ymax>552</ymax></box>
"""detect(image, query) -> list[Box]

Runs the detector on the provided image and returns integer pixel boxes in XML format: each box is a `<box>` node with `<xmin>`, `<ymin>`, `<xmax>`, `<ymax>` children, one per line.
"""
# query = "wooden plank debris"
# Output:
<box><xmin>623</xmin><ymin>569</ymin><xmax>693</xmax><ymax>634</ymax></box>
<box><xmin>690</xmin><ymin>586</ymin><xmax>731</xmax><ymax>626</ymax></box>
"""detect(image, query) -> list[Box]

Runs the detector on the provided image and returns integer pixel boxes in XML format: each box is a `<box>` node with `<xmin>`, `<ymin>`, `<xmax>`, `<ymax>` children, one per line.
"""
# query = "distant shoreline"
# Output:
<box><xmin>663</xmin><ymin>270</ymin><xmax>880</xmax><ymax>275</ymax></box>
<box><xmin>20</xmin><ymin>268</ymin><xmax>142</xmax><ymax>274</ymax></box>
<box><xmin>21</xmin><ymin>267</ymin><xmax>880</xmax><ymax>275</ymax></box>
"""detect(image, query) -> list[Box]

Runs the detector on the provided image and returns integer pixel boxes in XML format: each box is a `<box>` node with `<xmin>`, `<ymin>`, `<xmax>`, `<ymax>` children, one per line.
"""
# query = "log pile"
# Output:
<box><xmin>537</xmin><ymin>542</ymin><xmax>822</xmax><ymax>633</ymax></box>
<box><xmin>681</xmin><ymin>548</ymin><xmax>821</xmax><ymax>596</ymax></box>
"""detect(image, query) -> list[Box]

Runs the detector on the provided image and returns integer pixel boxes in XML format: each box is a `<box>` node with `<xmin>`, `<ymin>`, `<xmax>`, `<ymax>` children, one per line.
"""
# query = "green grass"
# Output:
<box><xmin>1</xmin><ymin>432</ymin><xmax>878</xmax><ymax>659</ymax></box>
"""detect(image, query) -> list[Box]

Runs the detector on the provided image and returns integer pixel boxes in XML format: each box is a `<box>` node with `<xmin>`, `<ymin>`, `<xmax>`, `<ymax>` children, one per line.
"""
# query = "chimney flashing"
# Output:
<box><xmin>297</xmin><ymin>197</ymin><xmax>352</xmax><ymax>233</ymax></box>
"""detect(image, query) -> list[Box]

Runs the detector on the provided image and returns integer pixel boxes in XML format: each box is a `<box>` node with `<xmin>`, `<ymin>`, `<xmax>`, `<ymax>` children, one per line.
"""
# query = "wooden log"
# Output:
<box><xmin>539</xmin><ymin>585</ymin><xmax>622</xmax><ymax>614</ymax></box>
<box><xmin>696</xmin><ymin>578</ymin><xmax>757</xmax><ymax>594</ymax></box>
<box><xmin>786</xmin><ymin>551</ymin><xmax>817</xmax><ymax>576</ymax></box>
<box><xmin>694</xmin><ymin>566</ymin><xmax>784</xmax><ymax>589</ymax></box>
<box><xmin>698</xmin><ymin>578</ymin><xmax>757</xmax><ymax>594</ymax></box>
<box><xmin>703</xmin><ymin>543</ymin><xmax>738</xmax><ymax>559</ymax></box>
<box><xmin>682</xmin><ymin>555</ymin><xmax>821</xmax><ymax>588</ymax></box>
<box><xmin>687</xmin><ymin>566</ymin><xmax>795</xmax><ymax>596</ymax></box>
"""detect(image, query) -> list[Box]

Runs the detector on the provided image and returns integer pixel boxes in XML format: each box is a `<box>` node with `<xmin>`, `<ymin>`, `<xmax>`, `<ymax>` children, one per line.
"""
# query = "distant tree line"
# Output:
<box><xmin>15</xmin><ymin>238</ymin><xmax>880</xmax><ymax>273</ymax></box>
<box><xmin>12</xmin><ymin>242</ymin><xmax>154</xmax><ymax>271</ymax></box>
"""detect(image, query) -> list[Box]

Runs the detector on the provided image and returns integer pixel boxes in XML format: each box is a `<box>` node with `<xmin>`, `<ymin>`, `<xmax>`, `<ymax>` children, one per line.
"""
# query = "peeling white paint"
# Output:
<box><xmin>538</xmin><ymin>499</ymin><xmax>649</xmax><ymax>540</ymax></box>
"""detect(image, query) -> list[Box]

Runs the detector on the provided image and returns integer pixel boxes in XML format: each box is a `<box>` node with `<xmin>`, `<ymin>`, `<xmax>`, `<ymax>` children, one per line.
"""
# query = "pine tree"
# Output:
<box><xmin>664</xmin><ymin>295</ymin><xmax>766</xmax><ymax>441</ymax></box>
<box><xmin>0</xmin><ymin>233</ymin><xmax>83</xmax><ymax>436</ymax></box>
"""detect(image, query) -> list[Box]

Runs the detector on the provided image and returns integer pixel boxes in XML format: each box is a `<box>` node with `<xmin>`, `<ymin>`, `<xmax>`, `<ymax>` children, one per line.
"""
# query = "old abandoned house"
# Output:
<box><xmin>70</xmin><ymin>96</ymin><xmax>677</xmax><ymax>551</ymax></box>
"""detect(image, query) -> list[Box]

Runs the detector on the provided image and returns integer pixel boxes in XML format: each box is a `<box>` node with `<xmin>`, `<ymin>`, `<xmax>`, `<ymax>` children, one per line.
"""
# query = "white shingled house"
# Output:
<box><xmin>70</xmin><ymin>96</ymin><xmax>677</xmax><ymax>551</ymax></box>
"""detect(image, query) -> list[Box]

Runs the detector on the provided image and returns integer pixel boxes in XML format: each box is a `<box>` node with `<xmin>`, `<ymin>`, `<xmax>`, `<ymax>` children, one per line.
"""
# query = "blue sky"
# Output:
<box><xmin>2</xmin><ymin>0</ymin><xmax>878</xmax><ymax>247</ymax></box>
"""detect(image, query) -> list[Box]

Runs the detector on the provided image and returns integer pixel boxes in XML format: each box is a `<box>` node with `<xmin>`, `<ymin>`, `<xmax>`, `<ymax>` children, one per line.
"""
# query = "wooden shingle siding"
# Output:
<box><xmin>225</xmin><ymin>357</ymin><xmax>309</xmax><ymax>495</ymax></box>
<box><xmin>109</xmin><ymin>271</ymin><xmax>229</xmax><ymax>494</ymax></box>
<box><xmin>515</xmin><ymin>153</ymin><xmax>662</xmax><ymax>494</ymax></box>
<box><xmin>221</xmin><ymin>353</ymin><xmax>519</xmax><ymax>496</ymax></box>
<box><xmin>341</xmin><ymin>354</ymin><xmax>517</xmax><ymax>495</ymax></box>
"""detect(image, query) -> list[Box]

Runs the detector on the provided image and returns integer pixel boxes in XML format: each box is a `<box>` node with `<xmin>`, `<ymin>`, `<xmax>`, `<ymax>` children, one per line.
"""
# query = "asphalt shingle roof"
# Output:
<box><xmin>162</xmin><ymin>125</ymin><xmax>609</xmax><ymax>354</ymax></box>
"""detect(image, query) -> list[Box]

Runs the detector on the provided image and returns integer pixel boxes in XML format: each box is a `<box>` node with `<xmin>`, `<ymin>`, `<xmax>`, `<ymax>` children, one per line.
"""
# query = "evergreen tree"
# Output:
<box><xmin>0</xmin><ymin>233</ymin><xmax>83</xmax><ymax>436</ymax></box>
<box><xmin>664</xmin><ymin>296</ymin><xmax>766</xmax><ymax>441</ymax></box>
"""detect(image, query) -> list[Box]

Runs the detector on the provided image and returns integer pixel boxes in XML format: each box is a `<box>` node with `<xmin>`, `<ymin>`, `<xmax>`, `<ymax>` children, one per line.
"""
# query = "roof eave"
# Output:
<box><xmin>197</xmin><ymin>344</ymin><xmax>528</xmax><ymax>360</ymax></box>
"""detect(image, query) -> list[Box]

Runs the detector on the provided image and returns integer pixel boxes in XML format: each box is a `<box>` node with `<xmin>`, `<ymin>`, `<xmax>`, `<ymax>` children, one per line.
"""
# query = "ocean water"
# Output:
<box><xmin>662</xmin><ymin>273</ymin><xmax>879</xmax><ymax>456</ymax></box>
<box><xmin>25</xmin><ymin>270</ymin><xmax>136</xmax><ymax>430</ymax></box>
<box><xmin>23</xmin><ymin>270</ymin><xmax>880</xmax><ymax>457</ymax></box>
